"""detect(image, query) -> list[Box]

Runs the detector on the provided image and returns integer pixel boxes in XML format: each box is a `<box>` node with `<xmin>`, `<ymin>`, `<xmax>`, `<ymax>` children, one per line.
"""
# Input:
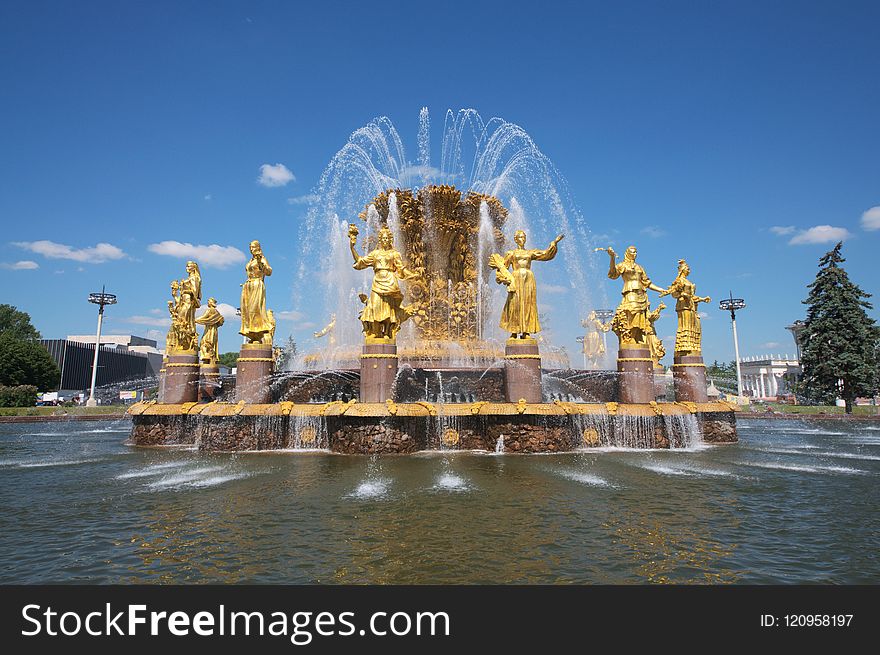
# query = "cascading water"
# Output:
<box><xmin>293</xmin><ymin>108</ymin><xmax>606</xmax><ymax>359</ymax></box>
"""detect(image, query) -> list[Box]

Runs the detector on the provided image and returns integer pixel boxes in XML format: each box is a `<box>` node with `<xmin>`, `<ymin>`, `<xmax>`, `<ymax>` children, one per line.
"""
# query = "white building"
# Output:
<box><xmin>739</xmin><ymin>354</ymin><xmax>801</xmax><ymax>399</ymax></box>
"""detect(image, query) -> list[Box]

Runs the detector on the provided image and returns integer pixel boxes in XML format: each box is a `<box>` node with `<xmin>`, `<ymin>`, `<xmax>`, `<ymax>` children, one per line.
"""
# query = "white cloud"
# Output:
<box><xmin>287</xmin><ymin>194</ymin><xmax>320</xmax><ymax>205</ymax></box>
<box><xmin>698</xmin><ymin>311</ymin><xmax>710</xmax><ymax>319</ymax></box>
<box><xmin>770</xmin><ymin>225</ymin><xmax>795</xmax><ymax>235</ymax></box>
<box><xmin>13</xmin><ymin>240</ymin><xmax>127</xmax><ymax>263</ymax></box>
<box><xmin>147</xmin><ymin>241</ymin><xmax>246</xmax><ymax>269</ymax></box>
<box><xmin>258</xmin><ymin>163</ymin><xmax>295</xmax><ymax>187</ymax></box>
<box><xmin>0</xmin><ymin>260</ymin><xmax>39</xmax><ymax>270</ymax></box>
<box><xmin>275</xmin><ymin>310</ymin><xmax>303</xmax><ymax>321</ymax></box>
<box><xmin>145</xmin><ymin>329</ymin><xmax>164</xmax><ymax>343</ymax></box>
<box><xmin>120</xmin><ymin>315</ymin><xmax>172</xmax><ymax>328</ymax></box>
<box><xmin>640</xmin><ymin>226</ymin><xmax>666</xmax><ymax>238</ymax></box>
<box><xmin>861</xmin><ymin>206</ymin><xmax>880</xmax><ymax>231</ymax></box>
<box><xmin>204</xmin><ymin>194</ymin><xmax>212</xmax><ymax>201</ymax></box>
<box><xmin>538</xmin><ymin>283</ymin><xmax>569</xmax><ymax>294</ymax></box>
<box><xmin>760</xmin><ymin>341</ymin><xmax>781</xmax><ymax>349</ymax></box>
<box><xmin>788</xmin><ymin>225</ymin><xmax>852</xmax><ymax>245</ymax></box>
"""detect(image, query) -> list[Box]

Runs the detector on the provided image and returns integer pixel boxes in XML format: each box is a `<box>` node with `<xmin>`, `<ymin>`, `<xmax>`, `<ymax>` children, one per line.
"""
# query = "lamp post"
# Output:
<box><xmin>85</xmin><ymin>286</ymin><xmax>117</xmax><ymax>407</ymax></box>
<box><xmin>719</xmin><ymin>292</ymin><xmax>746</xmax><ymax>400</ymax></box>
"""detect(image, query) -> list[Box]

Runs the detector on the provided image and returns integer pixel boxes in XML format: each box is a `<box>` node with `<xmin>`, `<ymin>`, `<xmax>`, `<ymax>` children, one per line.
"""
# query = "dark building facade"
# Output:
<box><xmin>41</xmin><ymin>339</ymin><xmax>156</xmax><ymax>392</ymax></box>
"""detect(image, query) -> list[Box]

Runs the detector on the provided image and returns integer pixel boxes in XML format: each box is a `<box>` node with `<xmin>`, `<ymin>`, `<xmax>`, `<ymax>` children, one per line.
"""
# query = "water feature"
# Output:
<box><xmin>294</xmin><ymin>108</ymin><xmax>605</xmax><ymax>360</ymax></box>
<box><xmin>3</xmin><ymin>417</ymin><xmax>878</xmax><ymax>583</ymax></box>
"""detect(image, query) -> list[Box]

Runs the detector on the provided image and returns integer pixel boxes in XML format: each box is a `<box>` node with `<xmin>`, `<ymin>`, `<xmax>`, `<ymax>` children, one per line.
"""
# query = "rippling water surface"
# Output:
<box><xmin>0</xmin><ymin>418</ymin><xmax>877</xmax><ymax>583</ymax></box>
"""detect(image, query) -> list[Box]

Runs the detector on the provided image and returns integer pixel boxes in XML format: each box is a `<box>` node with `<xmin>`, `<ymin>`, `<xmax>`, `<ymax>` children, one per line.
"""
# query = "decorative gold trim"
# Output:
<box><xmin>242</xmin><ymin>343</ymin><xmax>271</xmax><ymax>350</ymax></box>
<box><xmin>166</xmin><ymin>362</ymin><xmax>199</xmax><ymax>368</ymax></box>
<box><xmin>617</xmin><ymin>357</ymin><xmax>653</xmax><ymax>362</ymax></box>
<box><xmin>238</xmin><ymin>357</ymin><xmax>274</xmax><ymax>362</ymax></box>
<box><xmin>359</xmin><ymin>353</ymin><xmax>400</xmax><ymax>359</ymax></box>
<box><xmin>506</xmin><ymin>337</ymin><xmax>537</xmax><ymax>345</ymax></box>
<box><xmin>365</xmin><ymin>336</ymin><xmax>395</xmax><ymax>345</ymax></box>
<box><xmin>672</xmin><ymin>363</ymin><xmax>706</xmax><ymax>368</ymax></box>
<box><xmin>504</xmin><ymin>354</ymin><xmax>542</xmax><ymax>360</ymax></box>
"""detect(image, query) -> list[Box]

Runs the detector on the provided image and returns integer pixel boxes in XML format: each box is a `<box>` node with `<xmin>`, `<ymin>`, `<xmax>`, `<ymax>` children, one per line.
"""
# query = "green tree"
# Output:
<box><xmin>800</xmin><ymin>242</ymin><xmax>880</xmax><ymax>413</ymax></box>
<box><xmin>0</xmin><ymin>334</ymin><xmax>60</xmax><ymax>391</ymax></box>
<box><xmin>0</xmin><ymin>304</ymin><xmax>42</xmax><ymax>341</ymax></box>
<box><xmin>218</xmin><ymin>351</ymin><xmax>239</xmax><ymax>368</ymax></box>
<box><xmin>275</xmin><ymin>335</ymin><xmax>298</xmax><ymax>370</ymax></box>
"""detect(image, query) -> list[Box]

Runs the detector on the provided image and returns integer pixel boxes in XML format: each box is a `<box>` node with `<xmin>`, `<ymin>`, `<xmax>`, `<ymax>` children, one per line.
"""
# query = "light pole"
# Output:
<box><xmin>719</xmin><ymin>292</ymin><xmax>746</xmax><ymax>400</ymax></box>
<box><xmin>86</xmin><ymin>287</ymin><xmax>117</xmax><ymax>407</ymax></box>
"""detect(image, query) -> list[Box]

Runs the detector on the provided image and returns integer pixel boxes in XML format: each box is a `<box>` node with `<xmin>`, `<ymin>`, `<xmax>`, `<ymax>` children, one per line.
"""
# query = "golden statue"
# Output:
<box><xmin>314</xmin><ymin>314</ymin><xmax>337</xmax><ymax>346</ymax></box>
<box><xmin>165</xmin><ymin>261</ymin><xmax>201</xmax><ymax>354</ymax></box>
<box><xmin>349</xmin><ymin>224</ymin><xmax>418</xmax><ymax>341</ymax></box>
<box><xmin>603</xmin><ymin>245</ymin><xmax>665</xmax><ymax>347</ymax></box>
<box><xmin>646</xmin><ymin>302</ymin><xmax>667</xmax><ymax>368</ymax></box>
<box><xmin>195</xmin><ymin>297</ymin><xmax>224</xmax><ymax>364</ymax></box>
<box><xmin>661</xmin><ymin>259</ymin><xmax>710</xmax><ymax>355</ymax></box>
<box><xmin>262</xmin><ymin>309</ymin><xmax>276</xmax><ymax>346</ymax></box>
<box><xmin>581</xmin><ymin>310</ymin><xmax>611</xmax><ymax>367</ymax></box>
<box><xmin>491</xmin><ymin>230</ymin><xmax>564</xmax><ymax>339</ymax></box>
<box><xmin>240</xmin><ymin>240</ymin><xmax>273</xmax><ymax>344</ymax></box>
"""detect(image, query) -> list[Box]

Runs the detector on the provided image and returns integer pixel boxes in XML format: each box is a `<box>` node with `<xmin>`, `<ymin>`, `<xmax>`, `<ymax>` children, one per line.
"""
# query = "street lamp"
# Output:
<box><xmin>85</xmin><ymin>286</ymin><xmax>117</xmax><ymax>407</ymax></box>
<box><xmin>719</xmin><ymin>292</ymin><xmax>746</xmax><ymax>399</ymax></box>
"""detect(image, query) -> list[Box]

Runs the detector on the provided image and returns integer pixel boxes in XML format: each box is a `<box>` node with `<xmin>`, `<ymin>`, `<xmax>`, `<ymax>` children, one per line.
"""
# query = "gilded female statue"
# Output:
<box><xmin>349</xmin><ymin>224</ymin><xmax>418</xmax><ymax>341</ymax></box>
<box><xmin>195</xmin><ymin>297</ymin><xmax>224</xmax><ymax>364</ymax></box>
<box><xmin>646</xmin><ymin>303</ymin><xmax>667</xmax><ymax>367</ymax></box>
<box><xmin>492</xmin><ymin>230</ymin><xmax>564</xmax><ymax>339</ymax></box>
<box><xmin>661</xmin><ymin>259</ymin><xmax>710</xmax><ymax>355</ymax></box>
<box><xmin>240</xmin><ymin>240</ymin><xmax>273</xmax><ymax>343</ymax></box>
<box><xmin>604</xmin><ymin>245</ymin><xmax>665</xmax><ymax>347</ymax></box>
<box><xmin>581</xmin><ymin>310</ymin><xmax>611</xmax><ymax>367</ymax></box>
<box><xmin>167</xmin><ymin>261</ymin><xmax>201</xmax><ymax>353</ymax></box>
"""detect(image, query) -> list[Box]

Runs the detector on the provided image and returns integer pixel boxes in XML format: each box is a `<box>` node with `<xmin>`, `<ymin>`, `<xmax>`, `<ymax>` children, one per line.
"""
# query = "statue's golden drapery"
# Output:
<box><xmin>240</xmin><ymin>240</ymin><xmax>273</xmax><ymax>344</ymax></box>
<box><xmin>605</xmin><ymin>246</ymin><xmax>665</xmax><ymax>347</ymax></box>
<box><xmin>646</xmin><ymin>303</ymin><xmax>666</xmax><ymax>367</ymax></box>
<box><xmin>350</xmin><ymin>225</ymin><xmax>417</xmax><ymax>341</ymax></box>
<box><xmin>166</xmin><ymin>261</ymin><xmax>201</xmax><ymax>354</ymax></box>
<box><xmin>663</xmin><ymin>259</ymin><xmax>710</xmax><ymax>355</ymax></box>
<box><xmin>493</xmin><ymin>230</ymin><xmax>564</xmax><ymax>339</ymax></box>
<box><xmin>195</xmin><ymin>297</ymin><xmax>224</xmax><ymax>364</ymax></box>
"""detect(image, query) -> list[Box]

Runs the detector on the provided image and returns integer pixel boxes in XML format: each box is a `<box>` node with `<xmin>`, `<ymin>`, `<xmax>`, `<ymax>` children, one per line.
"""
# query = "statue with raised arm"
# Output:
<box><xmin>661</xmin><ymin>259</ymin><xmax>711</xmax><ymax>355</ymax></box>
<box><xmin>314</xmin><ymin>314</ymin><xmax>337</xmax><ymax>346</ymax></box>
<box><xmin>165</xmin><ymin>261</ymin><xmax>201</xmax><ymax>354</ymax></box>
<box><xmin>602</xmin><ymin>245</ymin><xmax>665</xmax><ymax>347</ymax></box>
<box><xmin>491</xmin><ymin>230</ymin><xmax>564</xmax><ymax>340</ymax></box>
<box><xmin>349</xmin><ymin>224</ymin><xmax>418</xmax><ymax>341</ymax></box>
<box><xmin>240</xmin><ymin>240</ymin><xmax>273</xmax><ymax>344</ymax></box>
<box><xmin>195</xmin><ymin>297</ymin><xmax>224</xmax><ymax>365</ymax></box>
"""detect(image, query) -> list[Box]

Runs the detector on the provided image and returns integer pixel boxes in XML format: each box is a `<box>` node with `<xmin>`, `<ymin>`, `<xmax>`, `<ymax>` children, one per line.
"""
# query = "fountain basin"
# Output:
<box><xmin>127</xmin><ymin>401</ymin><xmax>737</xmax><ymax>453</ymax></box>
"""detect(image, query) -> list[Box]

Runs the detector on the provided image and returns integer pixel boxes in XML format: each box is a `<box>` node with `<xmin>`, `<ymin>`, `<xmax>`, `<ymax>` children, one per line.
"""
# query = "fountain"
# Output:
<box><xmin>128</xmin><ymin>109</ymin><xmax>737</xmax><ymax>452</ymax></box>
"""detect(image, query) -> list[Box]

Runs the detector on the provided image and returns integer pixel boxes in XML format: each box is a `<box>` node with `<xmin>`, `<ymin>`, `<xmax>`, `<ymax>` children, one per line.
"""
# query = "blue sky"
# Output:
<box><xmin>1</xmin><ymin>0</ymin><xmax>878</xmax><ymax>363</ymax></box>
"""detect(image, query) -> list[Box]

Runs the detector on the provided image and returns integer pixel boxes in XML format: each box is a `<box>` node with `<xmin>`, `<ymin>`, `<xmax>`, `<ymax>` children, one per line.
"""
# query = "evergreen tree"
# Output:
<box><xmin>800</xmin><ymin>242</ymin><xmax>880</xmax><ymax>413</ymax></box>
<box><xmin>0</xmin><ymin>334</ymin><xmax>60</xmax><ymax>391</ymax></box>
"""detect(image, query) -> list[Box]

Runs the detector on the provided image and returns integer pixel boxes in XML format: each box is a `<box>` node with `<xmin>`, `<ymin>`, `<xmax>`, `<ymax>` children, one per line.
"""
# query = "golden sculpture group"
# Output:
<box><xmin>160</xmin><ymin>186</ymin><xmax>708</xmax><ymax>378</ymax></box>
<box><xmin>164</xmin><ymin>240</ymin><xmax>277</xmax><ymax>368</ymax></box>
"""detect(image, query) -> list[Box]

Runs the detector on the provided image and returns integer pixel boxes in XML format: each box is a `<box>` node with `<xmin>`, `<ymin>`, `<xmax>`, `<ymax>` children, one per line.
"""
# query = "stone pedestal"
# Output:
<box><xmin>157</xmin><ymin>357</ymin><xmax>167</xmax><ymax>403</ymax></box>
<box><xmin>163</xmin><ymin>352</ymin><xmax>199</xmax><ymax>404</ymax></box>
<box><xmin>504</xmin><ymin>338</ymin><xmax>542</xmax><ymax>403</ymax></box>
<box><xmin>236</xmin><ymin>343</ymin><xmax>273</xmax><ymax>403</ymax></box>
<box><xmin>360</xmin><ymin>342</ymin><xmax>398</xmax><ymax>402</ymax></box>
<box><xmin>199</xmin><ymin>364</ymin><xmax>221</xmax><ymax>402</ymax></box>
<box><xmin>617</xmin><ymin>347</ymin><xmax>654</xmax><ymax>404</ymax></box>
<box><xmin>673</xmin><ymin>353</ymin><xmax>709</xmax><ymax>402</ymax></box>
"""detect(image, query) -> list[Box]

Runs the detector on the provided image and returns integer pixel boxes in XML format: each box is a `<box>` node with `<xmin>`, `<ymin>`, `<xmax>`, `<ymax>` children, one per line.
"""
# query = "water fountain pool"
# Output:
<box><xmin>128</xmin><ymin>109</ymin><xmax>737</xmax><ymax>453</ymax></box>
